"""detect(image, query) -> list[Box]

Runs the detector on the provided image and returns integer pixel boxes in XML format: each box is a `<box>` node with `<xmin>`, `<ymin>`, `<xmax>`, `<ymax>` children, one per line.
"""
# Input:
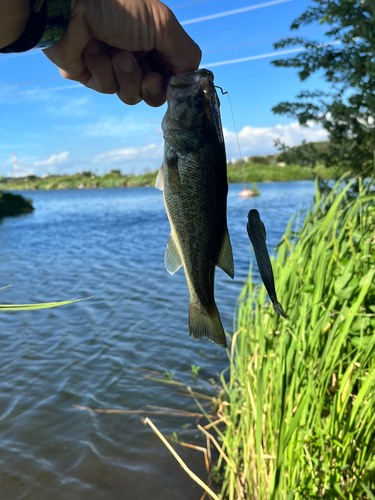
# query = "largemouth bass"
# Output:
<box><xmin>247</xmin><ymin>209</ymin><xmax>287</xmax><ymax>319</ymax></box>
<box><xmin>156</xmin><ymin>69</ymin><xmax>234</xmax><ymax>348</ymax></box>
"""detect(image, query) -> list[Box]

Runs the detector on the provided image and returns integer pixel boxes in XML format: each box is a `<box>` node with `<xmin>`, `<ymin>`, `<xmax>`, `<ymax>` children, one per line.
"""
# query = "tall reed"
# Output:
<box><xmin>214</xmin><ymin>179</ymin><xmax>375</xmax><ymax>499</ymax></box>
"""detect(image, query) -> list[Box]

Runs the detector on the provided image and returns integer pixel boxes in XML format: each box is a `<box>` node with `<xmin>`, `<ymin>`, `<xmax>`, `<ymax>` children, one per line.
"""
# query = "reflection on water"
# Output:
<box><xmin>0</xmin><ymin>182</ymin><xmax>314</xmax><ymax>499</ymax></box>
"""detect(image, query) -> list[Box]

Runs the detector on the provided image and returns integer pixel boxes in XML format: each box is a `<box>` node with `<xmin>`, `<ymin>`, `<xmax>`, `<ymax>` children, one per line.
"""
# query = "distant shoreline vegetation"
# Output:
<box><xmin>1</xmin><ymin>162</ymin><xmax>339</xmax><ymax>192</ymax></box>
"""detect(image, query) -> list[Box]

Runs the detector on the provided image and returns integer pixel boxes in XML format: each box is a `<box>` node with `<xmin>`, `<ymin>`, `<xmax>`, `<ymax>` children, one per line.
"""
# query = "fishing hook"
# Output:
<box><xmin>214</xmin><ymin>85</ymin><xmax>228</xmax><ymax>95</ymax></box>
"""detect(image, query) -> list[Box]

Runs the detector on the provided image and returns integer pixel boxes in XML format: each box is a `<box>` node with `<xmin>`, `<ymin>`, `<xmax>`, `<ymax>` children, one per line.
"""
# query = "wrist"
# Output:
<box><xmin>1</xmin><ymin>0</ymin><xmax>71</xmax><ymax>53</ymax></box>
<box><xmin>0</xmin><ymin>0</ymin><xmax>31</xmax><ymax>49</ymax></box>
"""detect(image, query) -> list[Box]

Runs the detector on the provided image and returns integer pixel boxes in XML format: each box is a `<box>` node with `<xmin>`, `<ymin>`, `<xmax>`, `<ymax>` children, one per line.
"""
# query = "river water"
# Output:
<box><xmin>0</xmin><ymin>181</ymin><xmax>314</xmax><ymax>500</ymax></box>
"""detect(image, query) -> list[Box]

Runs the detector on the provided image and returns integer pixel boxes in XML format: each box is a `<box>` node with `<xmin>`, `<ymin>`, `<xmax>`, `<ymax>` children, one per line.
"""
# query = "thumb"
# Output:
<box><xmin>154</xmin><ymin>6</ymin><xmax>201</xmax><ymax>75</ymax></box>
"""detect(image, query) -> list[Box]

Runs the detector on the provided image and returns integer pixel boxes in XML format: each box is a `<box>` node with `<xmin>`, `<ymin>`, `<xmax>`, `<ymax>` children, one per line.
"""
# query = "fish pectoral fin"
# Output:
<box><xmin>164</xmin><ymin>235</ymin><xmax>183</xmax><ymax>275</ymax></box>
<box><xmin>155</xmin><ymin>165</ymin><xmax>164</xmax><ymax>191</ymax></box>
<box><xmin>216</xmin><ymin>228</ymin><xmax>234</xmax><ymax>279</ymax></box>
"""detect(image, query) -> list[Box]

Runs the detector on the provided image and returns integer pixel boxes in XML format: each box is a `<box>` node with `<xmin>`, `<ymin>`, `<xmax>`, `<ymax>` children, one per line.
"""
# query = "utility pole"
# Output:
<box><xmin>13</xmin><ymin>151</ymin><xmax>18</xmax><ymax>177</ymax></box>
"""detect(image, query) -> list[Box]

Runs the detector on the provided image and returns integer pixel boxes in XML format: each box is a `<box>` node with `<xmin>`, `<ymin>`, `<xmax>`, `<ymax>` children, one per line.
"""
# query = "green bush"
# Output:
<box><xmin>0</xmin><ymin>192</ymin><xmax>34</xmax><ymax>217</ymax></box>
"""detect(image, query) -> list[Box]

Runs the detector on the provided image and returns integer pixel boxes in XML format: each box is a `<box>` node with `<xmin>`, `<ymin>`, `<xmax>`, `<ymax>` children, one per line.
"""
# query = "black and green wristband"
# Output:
<box><xmin>0</xmin><ymin>0</ymin><xmax>71</xmax><ymax>53</ymax></box>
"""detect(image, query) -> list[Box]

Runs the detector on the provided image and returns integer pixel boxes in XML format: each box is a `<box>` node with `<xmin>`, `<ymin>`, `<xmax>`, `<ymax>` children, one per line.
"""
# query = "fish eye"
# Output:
<box><xmin>192</xmin><ymin>93</ymin><xmax>205</xmax><ymax>109</ymax></box>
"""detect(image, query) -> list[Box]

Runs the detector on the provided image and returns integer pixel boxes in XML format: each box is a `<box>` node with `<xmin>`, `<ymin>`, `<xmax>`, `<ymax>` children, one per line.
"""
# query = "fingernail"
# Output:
<box><xmin>145</xmin><ymin>80</ymin><xmax>164</xmax><ymax>97</ymax></box>
<box><xmin>132</xmin><ymin>96</ymin><xmax>142</xmax><ymax>105</ymax></box>
<box><xmin>85</xmin><ymin>39</ymin><xmax>101</xmax><ymax>56</ymax></box>
<box><xmin>115</xmin><ymin>51</ymin><xmax>133</xmax><ymax>74</ymax></box>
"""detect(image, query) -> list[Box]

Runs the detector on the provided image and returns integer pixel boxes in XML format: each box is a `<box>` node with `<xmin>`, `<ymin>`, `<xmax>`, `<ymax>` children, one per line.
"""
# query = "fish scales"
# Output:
<box><xmin>157</xmin><ymin>69</ymin><xmax>234</xmax><ymax>348</ymax></box>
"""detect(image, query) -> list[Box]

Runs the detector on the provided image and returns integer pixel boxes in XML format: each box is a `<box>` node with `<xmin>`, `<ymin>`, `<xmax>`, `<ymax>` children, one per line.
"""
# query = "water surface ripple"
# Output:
<box><xmin>0</xmin><ymin>182</ymin><xmax>314</xmax><ymax>499</ymax></box>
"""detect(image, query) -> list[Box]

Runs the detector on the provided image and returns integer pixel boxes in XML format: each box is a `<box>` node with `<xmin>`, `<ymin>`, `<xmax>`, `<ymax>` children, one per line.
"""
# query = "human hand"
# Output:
<box><xmin>43</xmin><ymin>0</ymin><xmax>201</xmax><ymax>107</ymax></box>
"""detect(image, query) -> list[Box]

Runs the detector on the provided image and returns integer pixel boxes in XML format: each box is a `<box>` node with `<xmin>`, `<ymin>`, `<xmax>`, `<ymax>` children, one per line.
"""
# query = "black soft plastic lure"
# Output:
<box><xmin>247</xmin><ymin>209</ymin><xmax>287</xmax><ymax>319</ymax></box>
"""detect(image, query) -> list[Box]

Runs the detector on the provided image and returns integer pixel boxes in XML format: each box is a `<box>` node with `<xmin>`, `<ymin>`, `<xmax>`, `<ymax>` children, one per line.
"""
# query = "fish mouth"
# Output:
<box><xmin>167</xmin><ymin>69</ymin><xmax>224</xmax><ymax>143</ymax></box>
<box><xmin>169</xmin><ymin>69</ymin><xmax>214</xmax><ymax>90</ymax></box>
<box><xmin>168</xmin><ymin>69</ymin><xmax>216</xmax><ymax>101</ymax></box>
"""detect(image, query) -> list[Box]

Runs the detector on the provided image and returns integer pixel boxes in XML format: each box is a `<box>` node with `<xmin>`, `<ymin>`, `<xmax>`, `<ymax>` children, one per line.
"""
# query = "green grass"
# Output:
<box><xmin>0</xmin><ymin>298</ymin><xmax>89</xmax><ymax>311</ymax></box>
<box><xmin>206</xmin><ymin>178</ymin><xmax>375</xmax><ymax>499</ymax></box>
<box><xmin>226</xmin><ymin>162</ymin><xmax>339</xmax><ymax>183</ymax></box>
<box><xmin>0</xmin><ymin>289</ymin><xmax>90</xmax><ymax>312</ymax></box>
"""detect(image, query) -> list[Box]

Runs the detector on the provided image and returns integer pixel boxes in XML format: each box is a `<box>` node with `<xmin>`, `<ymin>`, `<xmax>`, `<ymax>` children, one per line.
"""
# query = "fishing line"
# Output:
<box><xmin>216</xmin><ymin>85</ymin><xmax>337</xmax><ymax>230</ymax></box>
<box><xmin>215</xmin><ymin>86</ymin><xmax>372</xmax><ymax>233</ymax></box>
<box><xmin>215</xmin><ymin>86</ymin><xmax>253</xmax><ymax>206</ymax></box>
<box><xmin>227</xmin><ymin>92</ymin><xmax>244</xmax><ymax>168</ymax></box>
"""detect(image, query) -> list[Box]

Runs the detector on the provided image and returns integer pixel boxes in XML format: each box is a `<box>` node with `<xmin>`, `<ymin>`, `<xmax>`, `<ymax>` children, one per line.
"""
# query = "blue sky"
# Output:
<box><xmin>0</xmin><ymin>0</ymin><xmax>330</xmax><ymax>177</ymax></box>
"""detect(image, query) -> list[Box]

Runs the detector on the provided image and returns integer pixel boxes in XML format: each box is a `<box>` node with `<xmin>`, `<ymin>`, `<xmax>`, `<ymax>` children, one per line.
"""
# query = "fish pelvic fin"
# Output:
<box><xmin>188</xmin><ymin>301</ymin><xmax>227</xmax><ymax>348</ymax></box>
<box><xmin>164</xmin><ymin>234</ymin><xmax>182</xmax><ymax>275</ymax></box>
<box><xmin>216</xmin><ymin>228</ymin><xmax>234</xmax><ymax>279</ymax></box>
<box><xmin>273</xmin><ymin>300</ymin><xmax>288</xmax><ymax>319</ymax></box>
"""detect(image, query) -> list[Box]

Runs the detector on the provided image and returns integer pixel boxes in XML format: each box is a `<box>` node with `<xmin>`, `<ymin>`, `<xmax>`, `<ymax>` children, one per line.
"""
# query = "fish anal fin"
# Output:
<box><xmin>164</xmin><ymin>234</ymin><xmax>182</xmax><ymax>275</ymax></box>
<box><xmin>216</xmin><ymin>228</ymin><xmax>234</xmax><ymax>279</ymax></box>
<box><xmin>155</xmin><ymin>165</ymin><xmax>164</xmax><ymax>191</ymax></box>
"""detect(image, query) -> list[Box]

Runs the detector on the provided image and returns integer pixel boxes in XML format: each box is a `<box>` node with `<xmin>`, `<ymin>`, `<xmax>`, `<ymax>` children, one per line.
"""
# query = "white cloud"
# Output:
<box><xmin>0</xmin><ymin>121</ymin><xmax>327</xmax><ymax>177</ymax></box>
<box><xmin>224</xmin><ymin>121</ymin><xmax>328</xmax><ymax>158</ymax></box>
<box><xmin>83</xmin><ymin>116</ymin><xmax>158</xmax><ymax>137</ymax></box>
<box><xmin>92</xmin><ymin>143</ymin><xmax>163</xmax><ymax>164</ymax></box>
<box><xmin>46</xmin><ymin>97</ymin><xmax>89</xmax><ymax>116</ymax></box>
<box><xmin>0</xmin><ymin>85</ymin><xmax>81</xmax><ymax>104</ymax></box>
<box><xmin>33</xmin><ymin>152</ymin><xmax>70</xmax><ymax>167</ymax></box>
<box><xmin>91</xmin><ymin>121</ymin><xmax>327</xmax><ymax>172</ymax></box>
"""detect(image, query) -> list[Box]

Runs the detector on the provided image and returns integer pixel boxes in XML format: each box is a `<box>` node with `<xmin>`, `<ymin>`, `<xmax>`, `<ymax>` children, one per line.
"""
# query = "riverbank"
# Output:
<box><xmin>0</xmin><ymin>163</ymin><xmax>337</xmax><ymax>191</ymax></box>
<box><xmin>199</xmin><ymin>179</ymin><xmax>375</xmax><ymax>499</ymax></box>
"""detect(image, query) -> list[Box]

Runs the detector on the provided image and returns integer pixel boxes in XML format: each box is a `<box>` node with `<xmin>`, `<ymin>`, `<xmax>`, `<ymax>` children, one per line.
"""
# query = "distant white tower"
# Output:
<box><xmin>13</xmin><ymin>151</ymin><xmax>18</xmax><ymax>177</ymax></box>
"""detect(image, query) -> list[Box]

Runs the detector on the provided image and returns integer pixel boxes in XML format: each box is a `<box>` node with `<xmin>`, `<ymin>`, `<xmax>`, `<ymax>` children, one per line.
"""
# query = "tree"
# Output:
<box><xmin>271</xmin><ymin>0</ymin><xmax>375</xmax><ymax>176</ymax></box>
<box><xmin>274</xmin><ymin>139</ymin><xmax>329</xmax><ymax>168</ymax></box>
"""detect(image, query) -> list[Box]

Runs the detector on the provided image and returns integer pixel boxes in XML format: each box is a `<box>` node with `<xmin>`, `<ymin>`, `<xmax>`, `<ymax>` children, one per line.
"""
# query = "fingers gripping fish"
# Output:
<box><xmin>156</xmin><ymin>69</ymin><xmax>234</xmax><ymax>348</ymax></box>
<box><xmin>246</xmin><ymin>209</ymin><xmax>287</xmax><ymax>319</ymax></box>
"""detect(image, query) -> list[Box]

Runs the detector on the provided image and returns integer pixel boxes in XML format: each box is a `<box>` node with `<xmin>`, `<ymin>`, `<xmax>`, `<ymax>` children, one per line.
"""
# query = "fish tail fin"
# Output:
<box><xmin>273</xmin><ymin>301</ymin><xmax>288</xmax><ymax>319</ymax></box>
<box><xmin>188</xmin><ymin>301</ymin><xmax>227</xmax><ymax>348</ymax></box>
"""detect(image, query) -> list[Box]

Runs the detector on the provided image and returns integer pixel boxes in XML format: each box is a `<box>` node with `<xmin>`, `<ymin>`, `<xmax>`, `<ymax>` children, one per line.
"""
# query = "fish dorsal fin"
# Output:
<box><xmin>164</xmin><ymin>234</ymin><xmax>182</xmax><ymax>275</ymax></box>
<box><xmin>261</xmin><ymin>220</ymin><xmax>267</xmax><ymax>241</ymax></box>
<box><xmin>155</xmin><ymin>165</ymin><xmax>164</xmax><ymax>191</ymax></box>
<box><xmin>216</xmin><ymin>228</ymin><xmax>234</xmax><ymax>279</ymax></box>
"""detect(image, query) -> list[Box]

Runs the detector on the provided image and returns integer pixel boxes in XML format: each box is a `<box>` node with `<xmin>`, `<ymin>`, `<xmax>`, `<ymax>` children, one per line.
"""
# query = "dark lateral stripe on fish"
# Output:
<box><xmin>247</xmin><ymin>209</ymin><xmax>288</xmax><ymax>319</ymax></box>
